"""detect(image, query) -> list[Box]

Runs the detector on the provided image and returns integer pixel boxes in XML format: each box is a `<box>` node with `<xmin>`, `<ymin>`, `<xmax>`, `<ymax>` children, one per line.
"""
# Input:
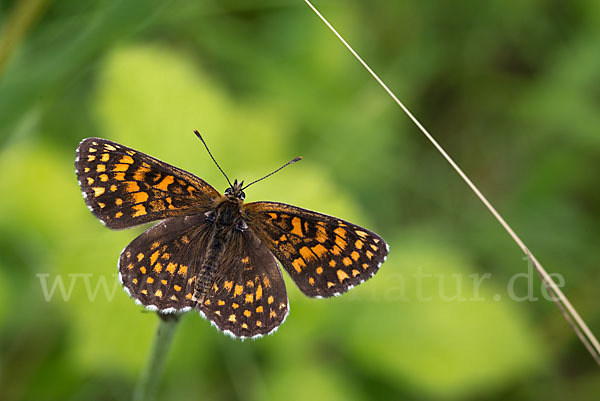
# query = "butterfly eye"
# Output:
<box><xmin>239</xmin><ymin>191</ymin><xmax>245</xmax><ymax>200</ymax></box>
<box><xmin>204</xmin><ymin>211</ymin><xmax>216</xmax><ymax>221</ymax></box>
<box><xmin>224</xmin><ymin>188</ymin><xmax>232</xmax><ymax>195</ymax></box>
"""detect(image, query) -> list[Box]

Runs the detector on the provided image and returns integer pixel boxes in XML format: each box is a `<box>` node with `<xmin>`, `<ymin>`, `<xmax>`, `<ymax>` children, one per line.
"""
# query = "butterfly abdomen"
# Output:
<box><xmin>195</xmin><ymin>197</ymin><xmax>247</xmax><ymax>300</ymax></box>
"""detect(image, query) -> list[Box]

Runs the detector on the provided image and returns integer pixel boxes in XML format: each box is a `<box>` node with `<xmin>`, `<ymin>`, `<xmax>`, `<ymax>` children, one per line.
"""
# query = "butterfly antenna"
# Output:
<box><xmin>193</xmin><ymin>130</ymin><xmax>233</xmax><ymax>188</ymax></box>
<box><xmin>242</xmin><ymin>156</ymin><xmax>302</xmax><ymax>190</ymax></box>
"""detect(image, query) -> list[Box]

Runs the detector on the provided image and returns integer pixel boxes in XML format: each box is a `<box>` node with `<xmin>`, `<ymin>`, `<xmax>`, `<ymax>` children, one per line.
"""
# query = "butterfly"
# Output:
<box><xmin>75</xmin><ymin>131</ymin><xmax>388</xmax><ymax>339</ymax></box>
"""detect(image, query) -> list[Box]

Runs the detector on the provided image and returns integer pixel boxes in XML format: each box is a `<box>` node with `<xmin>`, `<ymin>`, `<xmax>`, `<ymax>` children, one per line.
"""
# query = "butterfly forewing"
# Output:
<box><xmin>119</xmin><ymin>214</ymin><xmax>211</xmax><ymax>312</ymax></box>
<box><xmin>244</xmin><ymin>202</ymin><xmax>389</xmax><ymax>297</ymax></box>
<box><xmin>199</xmin><ymin>229</ymin><xmax>288</xmax><ymax>338</ymax></box>
<box><xmin>76</xmin><ymin>138</ymin><xmax>220</xmax><ymax>229</ymax></box>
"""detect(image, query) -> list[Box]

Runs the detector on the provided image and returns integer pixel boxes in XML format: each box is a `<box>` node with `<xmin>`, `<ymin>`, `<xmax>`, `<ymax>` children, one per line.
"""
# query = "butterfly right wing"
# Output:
<box><xmin>244</xmin><ymin>201</ymin><xmax>388</xmax><ymax>298</ymax></box>
<box><xmin>198</xmin><ymin>229</ymin><xmax>289</xmax><ymax>339</ymax></box>
<box><xmin>76</xmin><ymin>137</ymin><xmax>221</xmax><ymax>229</ymax></box>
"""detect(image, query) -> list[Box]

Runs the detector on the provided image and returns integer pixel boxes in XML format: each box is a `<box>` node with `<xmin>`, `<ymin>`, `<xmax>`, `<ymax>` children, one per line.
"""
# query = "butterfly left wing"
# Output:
<box><xmin>243</xmin><ymin>202</ymin><xmax>389</xmax><ymax>298</ymax></box>
<box><xmin>76</xmin><ymin>137</ymin><xmax>220</xmax><ymax>229</ymax></box>
<box><xmin>199</xmin><ymin>229</ymin><xmax>289</xmax><ymax>339</ymax></box>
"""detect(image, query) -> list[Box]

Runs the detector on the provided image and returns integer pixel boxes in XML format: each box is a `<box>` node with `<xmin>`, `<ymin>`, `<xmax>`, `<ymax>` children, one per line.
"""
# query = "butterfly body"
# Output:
<box><xmin>76</xmin><ymin>137</ymin><xmax>388</xmax><ymax>339</ymax></box>
<box><xmin>194</xmin><ymin>186</ymin><xmax>247</xmax><ymax>298</ymax></box>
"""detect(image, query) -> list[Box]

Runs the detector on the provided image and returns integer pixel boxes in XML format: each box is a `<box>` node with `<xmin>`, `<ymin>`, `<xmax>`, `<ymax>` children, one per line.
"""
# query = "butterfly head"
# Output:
<box><xmin>224</xmin><ymin>179</ymin><xmax>246</xmax><ymax>201</ymax></box>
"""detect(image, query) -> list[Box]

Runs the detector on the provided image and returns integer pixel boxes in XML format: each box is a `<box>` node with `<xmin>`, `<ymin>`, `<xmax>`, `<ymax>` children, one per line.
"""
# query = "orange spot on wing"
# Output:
<box><xmin>125</xmin><ymin>182</ymin><xmax>140</xmax><ymax>192</ymax></box>
<box><xmin>355</xmin><ymin>239</ymin><xmax>364</xmax><ymax>249</ymax></box>
<box><xmin>150</xmin><ymin>250</ymin><xmax>160</xmax><ymax>266</ymax></box>
<box><xmin>355</xmin><ymin>230</ymin><xmax>369</xmax><ymax>238</ymax></box>
<box><xmin>154</xmin><ymin>262</ymin><xmax>162</xmax><ymax>273</ymax></box>
<box><xmin>299</xmin><ymin>246</ymin><xmax>315</xmax><ymax>261</ymax></box>
<box><xmin>177</xmin><ymin>265</ymin><xmax>188</xmax><ymax>275</ymax></box>
<box><xmin>334</xmin><ymin>227</ymin><xmax>346</xmax><ymax>238</ymax></box>
<box><xmin>316</xmin><ymin>224</ymin><xmax>327</xmax><ymax>243</ymax></box>
<box><xmin>166</xmin><ymin>263</ymin><xmax>177</xmax><ymax>275</ymax></box>
<box><xmin>316</xmin><ymin>266</ymin><xmax>323</xmax><ymax>274</ymax></box>
<box><xmin>311</xmin><ymin>244</ymin><xmax>328</xmax><ymax>258</ymax></box>
<box><xmin>337</xmin><ymin>269</ymin><xmax>349</xmax><ymax>282</ymax></box>
<box><xmin>132</xmin><ymin>204</ymin><xmax>146</xmax><ymax>217</ymax></box>
<box><xmin>120</xmin><ymin>155</ymin><xmax>134</xmax><ymax>164</ymax></box>
<box><xmin>335</xmin><ymin>236</ymin><xmax>347</xmax><ymax>250</ymax></box>
<box><xmin>342</xmin><ymin>257</ymin><xmax>352</xmax><ymax>266</ymax></box>
<box><xmin>256</xmin><ymin>284</ymin><xmax>262</xmax><ymax>300</ymax></box>
<box><xmin>351</xmin><ymin>251</ymin><xmax>360</xmax><ymax>261</ymax></box>
<box><xmin>291</xmin><ymin>217</ymin><xmax>303</xmax><ymax>237</ymax></box>
<box><xmin>132</xmin><ymin>191</ymin><xmax>149</xmax><ymax>204</ymax></box>
<box><xmin>154</xmin><ymin>175</ymin><xmax>174</xmax><ymax>191</ymax></box>
<box><xmin>234</xmin><ymin>285</ymin><xmax>243</xmax><ymax>297</ymax></box>
<box><xmin>113</xmin><ymin>164</ymin><xmax>129</xmax><ymax>172</ymax></box>
<box><xmin>292</xmin><ymin>257</ymin><xmax>306</xmax><ymax>273</ymax></box>
<box><xmin>224</xmin><ymin>281</ymin><xmax>233</xmax><ymax>292</ymax></box>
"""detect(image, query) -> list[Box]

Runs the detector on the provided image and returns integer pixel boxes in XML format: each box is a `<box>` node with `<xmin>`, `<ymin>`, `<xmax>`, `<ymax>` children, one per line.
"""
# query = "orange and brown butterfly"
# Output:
<box><xmin>75</xmin><ymin>132</ymin><xmax>389</xmax><ymax>339</ymax></box>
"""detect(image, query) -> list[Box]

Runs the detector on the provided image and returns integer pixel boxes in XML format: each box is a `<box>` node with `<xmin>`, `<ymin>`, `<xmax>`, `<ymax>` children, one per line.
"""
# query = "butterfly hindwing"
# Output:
<box><xmin>118</xmin><ymin>214</ymin><xmax>211</xmax><ymax>312</ymax></box>
<box><xmin>244</xmin><ymin>202</ymin><xmax>389</xmax><ymax>297</ymax></box>
<box><xmin>76</xmin><ymin>138</ymin><xmax>220</xmax><ymax>229</ymax></box>
<box><xmin>199</xmin><ymin>229</ymin><xmax>288</xmax><ymax>338</ymax></box>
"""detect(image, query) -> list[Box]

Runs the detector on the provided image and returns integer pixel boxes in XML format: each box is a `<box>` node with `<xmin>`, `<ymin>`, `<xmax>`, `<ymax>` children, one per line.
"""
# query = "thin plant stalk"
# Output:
<box><xmin>303</xmin><ymin>0</ymin><xmax>600</xmax><ymax>366</ymax></box>
<box><xmin>133</xmin><ymin>314</ymin><xmax>181</xmax><ymax>401</ymax></box>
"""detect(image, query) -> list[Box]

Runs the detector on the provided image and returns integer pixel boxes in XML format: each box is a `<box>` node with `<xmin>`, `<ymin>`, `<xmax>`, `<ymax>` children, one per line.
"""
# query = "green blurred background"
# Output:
<box><xmin>0</xmin><ymin>0</ymin><xmax>599</xmax><ymax>400</ymax></box>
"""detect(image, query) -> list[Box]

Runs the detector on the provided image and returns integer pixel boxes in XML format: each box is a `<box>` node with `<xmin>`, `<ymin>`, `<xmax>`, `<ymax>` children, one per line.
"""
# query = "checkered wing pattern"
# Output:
<box><xmin>76</xmin><ymin>138</ymin><xmax>220</xmax><ymax>229</ymax></box>
<box><xmin>244</xmin><ymin>202</ymin><xmax>389</xmax><ymax>297</ymax></box>
<box><xmin>118</xmin><ymin>214</ymin><xmax>211</xmax><ymax>312</ymax></box>
<box><xmin>199</xmin><ymin>229</ymin><xmax>288</xmax><ymax>338</ymax></box>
